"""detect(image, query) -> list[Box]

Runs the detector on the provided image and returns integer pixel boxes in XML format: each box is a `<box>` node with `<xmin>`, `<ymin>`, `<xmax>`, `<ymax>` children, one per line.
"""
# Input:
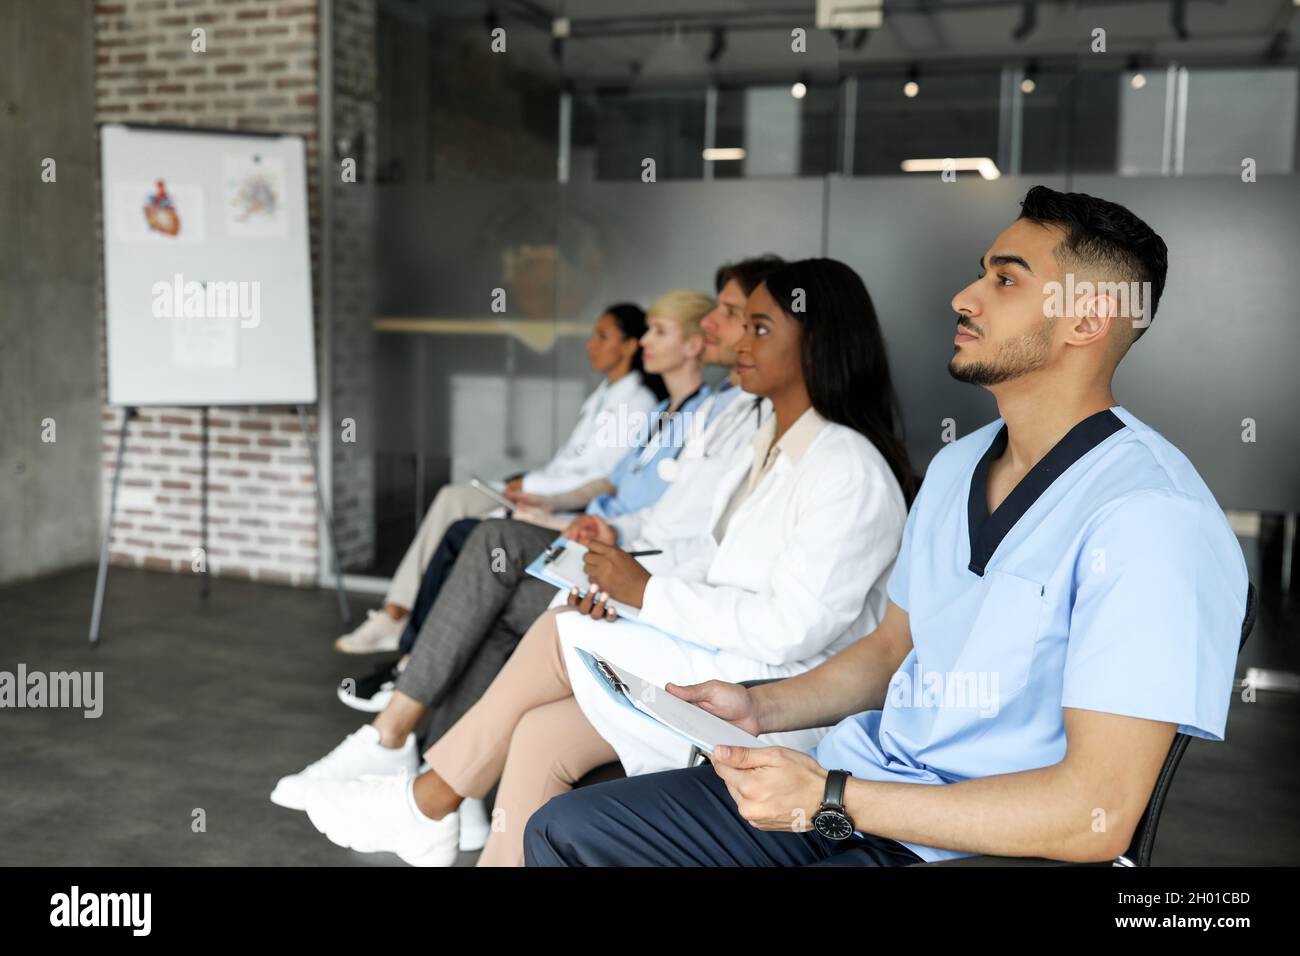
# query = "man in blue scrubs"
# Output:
<box><xmin>524</xmin><ymin>186</ymin><xmax>1250</xmax><ymax>867</ymax></box>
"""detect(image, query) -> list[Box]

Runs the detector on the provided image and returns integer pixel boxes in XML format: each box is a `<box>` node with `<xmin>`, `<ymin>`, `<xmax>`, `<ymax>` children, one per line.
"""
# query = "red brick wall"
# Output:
<box><xmin>93</xmin><ymin>0</ymin><xmax>368</xmax><ymax>587</ymax></box>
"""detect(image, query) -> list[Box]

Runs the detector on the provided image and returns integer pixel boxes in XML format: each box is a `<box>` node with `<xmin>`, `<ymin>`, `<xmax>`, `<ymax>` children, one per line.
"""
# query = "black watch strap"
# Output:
<box><xmin>823</xmin><ymin>769</ymin><xmax>850</xmax><ymax>808</ymax></box>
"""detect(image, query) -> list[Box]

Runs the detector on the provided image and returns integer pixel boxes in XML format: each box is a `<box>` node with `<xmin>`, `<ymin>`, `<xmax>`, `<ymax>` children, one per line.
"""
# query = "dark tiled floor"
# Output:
<box><xmin>0</xmin><ymin>565</ymin><xmax>1296</xmax><ymax>866</ymax></box>
<box><xmin>0</xmin><ymin>566</ymin><xmax>476</xmax><ymax>866</ymax></box>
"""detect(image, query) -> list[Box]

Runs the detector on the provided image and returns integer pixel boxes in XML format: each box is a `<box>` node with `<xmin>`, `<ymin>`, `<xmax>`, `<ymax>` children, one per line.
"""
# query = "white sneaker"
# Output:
<box><xmin>337</xmin><ymin>661</ymin><xmax>399</xmax><ymax>713</ymax></box>
<box><xmin>337</xmin><ymin>682</ymin><xmax>395</xmax><ymax>714</ymax></box>
<box><xmin>335</xmin><ymin>609</ymin><xmax>405</xmax><ymax>655</ymax></box>
<box><xmin>305</xmin><ymin>772</ymin><xmax>460</xmax><ymax>867</ymax></box>
<box><xmin>412</xmin><ymin>761</ymin><xmax>486</xmax><ymax>853</ymax></box>
<box><xmin>458</xmin><ymin>797</ymin><xmax>490</xmax><ymax>852</ymax></box>
<box><xmin>270</xmin><ymin>725</ymin><xmax>417</xmax><ymax>811</ymax></box>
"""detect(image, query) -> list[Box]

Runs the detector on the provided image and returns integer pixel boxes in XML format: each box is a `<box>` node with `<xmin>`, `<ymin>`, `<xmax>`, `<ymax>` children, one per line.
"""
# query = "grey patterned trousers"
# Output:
<box><xmin>393</xmin><ymin>517</ymin><xmax>559</xmax><ymax>740</ymax></box>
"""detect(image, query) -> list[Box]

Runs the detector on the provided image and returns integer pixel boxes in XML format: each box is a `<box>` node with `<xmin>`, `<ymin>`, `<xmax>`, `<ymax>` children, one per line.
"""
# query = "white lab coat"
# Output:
<box><xmin>521</xmin><ymin>371</ymin><xmax>658</xmax><ymax>495</ymax></box>
<box><xmin>558</xmin><ymin>415</ymin><xmax>908</xmax><ymax>777</ymax></box>
<box><xmin>609</xmin><ymin>386</ymin><xmax>768</xmax><ymax>569</ymax></box>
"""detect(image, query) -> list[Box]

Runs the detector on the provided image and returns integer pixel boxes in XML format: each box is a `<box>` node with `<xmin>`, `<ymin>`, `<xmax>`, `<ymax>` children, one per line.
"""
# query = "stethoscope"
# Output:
<box><xmin>657</xmin><ymin>392</ymin><xmax>764</xmax><ymax>483</ymax></box>
<box><xmin>628</xmin><ymin>384</ymin><xmax>704</xmax><ymax>475</ymax></box>
<box><xmin>700</xmin><ymin>395</ymin><xmax>765</xmax><ymax>460</ymax></box>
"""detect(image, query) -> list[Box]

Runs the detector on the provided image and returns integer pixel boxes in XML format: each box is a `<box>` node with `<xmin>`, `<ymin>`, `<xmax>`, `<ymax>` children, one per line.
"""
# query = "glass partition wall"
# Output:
<box><xmin>358</xmin><ymin>0</ymin><xmax>1298</xmax><ymax>670</ymax></box>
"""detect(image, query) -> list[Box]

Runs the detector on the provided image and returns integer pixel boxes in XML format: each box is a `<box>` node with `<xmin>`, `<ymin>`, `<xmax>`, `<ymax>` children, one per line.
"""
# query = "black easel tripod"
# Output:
<box><xmin>88</xmin><ymin>404</ymin><xmax>351</xmax><ymax>644</ymax></box>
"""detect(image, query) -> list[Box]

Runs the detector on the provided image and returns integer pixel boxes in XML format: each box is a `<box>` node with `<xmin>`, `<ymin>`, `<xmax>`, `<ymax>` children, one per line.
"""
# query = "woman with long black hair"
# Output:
<box><xmin>301</xmin><ymin>259</ymin><xmax>914</xmax><ymax>868</ymax></box>
<box><xmin>761</xmin><ymin>257</ymin><xmax>915</xmax><ymax>503</ymax></box>
<box><xmin>604</xmin><ymin>302</ymin><xmax>669</xmax><ymax>403</ymax></box>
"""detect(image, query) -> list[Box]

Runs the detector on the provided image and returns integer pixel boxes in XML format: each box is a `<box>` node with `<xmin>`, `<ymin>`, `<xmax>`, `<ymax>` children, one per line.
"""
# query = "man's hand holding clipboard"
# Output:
<box><xmin>670</xmin><ymin>677</ymin><xmax>833</xmax><ymax>834</ymax></box>
<box><xmin>662</xmin><ymin>678</ymin><xmax>763</xmax><ymax>737</ymax></box>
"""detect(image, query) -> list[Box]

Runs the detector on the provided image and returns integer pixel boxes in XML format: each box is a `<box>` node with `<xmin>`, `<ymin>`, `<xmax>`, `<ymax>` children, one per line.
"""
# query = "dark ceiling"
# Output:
<box><xmin>381</xmin><ymin>0</ymin><xmax>1300</xmax><ymax>85</ymax></box>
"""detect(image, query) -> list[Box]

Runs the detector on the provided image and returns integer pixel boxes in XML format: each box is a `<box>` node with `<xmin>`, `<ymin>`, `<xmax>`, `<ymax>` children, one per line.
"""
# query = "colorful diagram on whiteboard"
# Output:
<box><xmin>115</xmin><ymin>181</ymin><xmax>204</xmax><ymax>243</ymax></box>
<box><xmin>230</xmin><ymin>169</ymin><xmax>278</xmax><ymax>222</ymax></box>
<box><xmin>223</xmin><ymin>155</ymin><xmax>287</xmax><ymax>237</ymax></box>
<box><xmin>143</xmin><ymin>179</ymin><xmax>181</xmax><ymax>237</ymax></box>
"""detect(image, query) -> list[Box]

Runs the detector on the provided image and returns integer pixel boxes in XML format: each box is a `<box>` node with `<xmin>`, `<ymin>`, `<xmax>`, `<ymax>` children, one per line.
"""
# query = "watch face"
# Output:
<box><xmin>814</xmin><ymin>810</ymin><xmax>854</xmax><ymax>841</ymax></box>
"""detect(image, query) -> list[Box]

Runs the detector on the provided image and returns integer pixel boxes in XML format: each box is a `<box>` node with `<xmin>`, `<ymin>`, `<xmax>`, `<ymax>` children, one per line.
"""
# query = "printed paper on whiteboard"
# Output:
<box><xmin>223</xmin><ymin>155</ymin><xmax>287</xmax><ymax>237</ymax></box>
<box><xmin>114</xmin><ymin>180</ymin><xmax>206</xmax><ymax>243</ymax></box>
<box><xmin>170</xmin><ymin>313</ymin><xmax>238</xmax><ymax>368</ymax></box>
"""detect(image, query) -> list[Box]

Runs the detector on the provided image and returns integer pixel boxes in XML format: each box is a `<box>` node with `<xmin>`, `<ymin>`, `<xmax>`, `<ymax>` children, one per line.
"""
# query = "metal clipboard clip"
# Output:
<box><xmin>593</xmin><ymin>658</ymin><xmax>629</xmax><ymax>697</ymax></box>
<box><xmin>542</xmin><ymin>543</ymin><xmax>566</xmax><ymax>565</ymax></box>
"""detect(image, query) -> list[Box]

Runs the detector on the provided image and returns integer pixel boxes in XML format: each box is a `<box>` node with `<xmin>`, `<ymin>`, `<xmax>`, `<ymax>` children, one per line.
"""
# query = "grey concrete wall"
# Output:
<box><xmin>0</xmin><ymin>0</ymin><xmax>102</xmax><ymax>586</ymax></box>
<box><xmin>329</xmin><ymin>0</ymin><xmax>378</xmax><ymax>571</ymax></box>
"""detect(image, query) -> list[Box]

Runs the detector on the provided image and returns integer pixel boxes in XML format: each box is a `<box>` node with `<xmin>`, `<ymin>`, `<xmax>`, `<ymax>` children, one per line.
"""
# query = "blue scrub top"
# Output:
<box><xmin>586</xmin><ymin>385</ymin><xmax>712</xmax><ymax>520</ymax></box>
<box><xmin>815</xmin><ymin>406</ymin><xmax>1248</xmax><ymax>862</ymax></box>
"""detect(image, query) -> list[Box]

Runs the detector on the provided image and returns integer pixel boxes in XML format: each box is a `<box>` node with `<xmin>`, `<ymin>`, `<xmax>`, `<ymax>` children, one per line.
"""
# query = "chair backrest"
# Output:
<box><xmin>1117</xmin><ymin>581</ymin><xmax>1257</xmax><ymax>867</ymax></box>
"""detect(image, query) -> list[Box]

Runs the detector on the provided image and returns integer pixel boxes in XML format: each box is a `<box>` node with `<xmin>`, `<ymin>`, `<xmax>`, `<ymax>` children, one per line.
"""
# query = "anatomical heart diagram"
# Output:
<box><xmin>143</xmin><ymin>179</ymin><xmax>181</xmax><ymax>237</ymax></box>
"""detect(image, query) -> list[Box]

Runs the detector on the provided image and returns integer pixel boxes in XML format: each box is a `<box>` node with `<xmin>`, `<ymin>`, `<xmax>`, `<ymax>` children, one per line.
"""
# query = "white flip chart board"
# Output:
<box><xmin>99</xmin><ymin>124</ymin><xmax>317</xmax><ymax>406</ymax></box>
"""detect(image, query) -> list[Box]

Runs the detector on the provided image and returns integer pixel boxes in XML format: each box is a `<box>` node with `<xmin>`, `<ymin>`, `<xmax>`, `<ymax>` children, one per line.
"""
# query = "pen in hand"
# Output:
<box><xmin>626</xmin><ymin>549</ymin><xmax>662</xmax><ymax>558</ymax></box>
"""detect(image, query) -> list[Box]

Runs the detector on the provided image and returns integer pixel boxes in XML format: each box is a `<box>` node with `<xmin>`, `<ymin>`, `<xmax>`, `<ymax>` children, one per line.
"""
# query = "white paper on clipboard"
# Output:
<box><xmin>575</xmin><ymin>647</ymin><xmax>763</xmax><ymax>755</ymax></box>
<box><xmin>469</xmin><ymin>476</ymin><xmax>514</xmax><ymax>511</ymax></box>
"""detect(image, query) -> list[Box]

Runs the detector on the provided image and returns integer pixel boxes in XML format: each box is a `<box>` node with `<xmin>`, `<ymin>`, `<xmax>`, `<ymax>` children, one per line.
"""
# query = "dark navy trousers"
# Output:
<box><xmin>396</xmin><ymin>517</ymin><xmax>481</xmax><ymax>655</ymax></box>
<box><xmin>525</xmin><ymin>763</ymin><xmax>923</xmax><ymax>867</ymax></box>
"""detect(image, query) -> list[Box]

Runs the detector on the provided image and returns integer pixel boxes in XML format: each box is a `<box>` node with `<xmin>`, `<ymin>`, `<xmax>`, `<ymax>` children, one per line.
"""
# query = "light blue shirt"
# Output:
<box><xmin>697</xmin><ymin>379</ymin><xmax>744</xmax><ymax>430</ymax></box>
<box><xmin>587</xmin><ymin>386</ymin><xmax>712</xmax><ymax>520</ymax></box>
<box><xmin>815</xmin><ymin>406</ymin><xmax>1249</xmax><ymax>862</ymax></box>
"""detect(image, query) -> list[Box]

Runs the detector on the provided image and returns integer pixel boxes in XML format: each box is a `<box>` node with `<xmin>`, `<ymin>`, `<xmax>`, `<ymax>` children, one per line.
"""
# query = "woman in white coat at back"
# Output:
<box><xmin>334</xmin><ymin>303</ymin><xmax>661</xmax><ymax>654</ymax></box>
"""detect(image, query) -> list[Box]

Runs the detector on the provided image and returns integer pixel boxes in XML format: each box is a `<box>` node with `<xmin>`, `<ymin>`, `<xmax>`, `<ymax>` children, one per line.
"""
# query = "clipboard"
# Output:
<box><xmin>574</xmin><ymin>647</ymin><xmax>763</xmax><ymax>755</ymax></box>
<box><xmin>524</xmin><ymin>538</ymin><xmax>643</xmax><ymax>621</ymax></box>
<box><xmin>469</xmin><ymin>476</ymin><xmax>514</xmax><ymax>511</ymax></box>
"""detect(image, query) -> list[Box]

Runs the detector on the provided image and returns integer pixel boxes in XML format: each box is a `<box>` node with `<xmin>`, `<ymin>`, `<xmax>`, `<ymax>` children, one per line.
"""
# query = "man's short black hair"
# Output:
<box><xmin>715</xmin><ymin>254</ymin><xmax>786</xmax><ymax>296</ymax></box>
<box><xmin>1017</xmin><ymin>186</ymin><xmax>1169</xmax><ymax>339</ymax></box>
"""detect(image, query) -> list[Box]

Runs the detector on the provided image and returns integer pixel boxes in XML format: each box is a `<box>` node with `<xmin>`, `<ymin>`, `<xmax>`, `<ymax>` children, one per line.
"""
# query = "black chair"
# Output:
<box><xmin>573</xmin><ymin>761</ymin><xmax>625</xmax><ymax>789</ymax></box>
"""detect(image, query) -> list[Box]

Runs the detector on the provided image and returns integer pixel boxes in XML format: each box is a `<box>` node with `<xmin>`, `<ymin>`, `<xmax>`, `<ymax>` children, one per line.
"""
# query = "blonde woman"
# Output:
<box><xmin>506</xmin><ymin>289</ymin><xmax>717</xmax><ymax>527</ymax></box>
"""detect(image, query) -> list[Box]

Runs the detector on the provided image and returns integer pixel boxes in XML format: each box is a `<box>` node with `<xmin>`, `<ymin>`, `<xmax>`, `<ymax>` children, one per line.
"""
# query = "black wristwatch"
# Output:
<box><xmin>812</xmin><ymin>769</ymin><xmax>855</xmax><ymax>840</ymax></box>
